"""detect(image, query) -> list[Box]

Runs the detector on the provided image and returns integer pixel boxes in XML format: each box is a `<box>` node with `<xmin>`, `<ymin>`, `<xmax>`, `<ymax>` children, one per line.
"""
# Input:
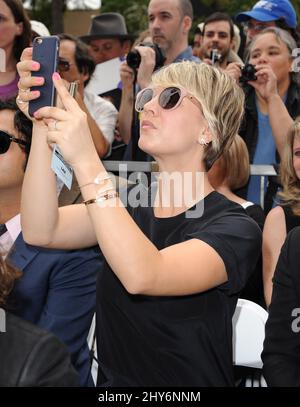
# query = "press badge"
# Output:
<box><xmin>51</xmin><ymin>145</ymin><xmax>73</xmax><ymax>190</ymax></box>
<box><xmin>50</xmin><ymin>82</ymin><xmax>78</xmax><ymax>190</ymax></box>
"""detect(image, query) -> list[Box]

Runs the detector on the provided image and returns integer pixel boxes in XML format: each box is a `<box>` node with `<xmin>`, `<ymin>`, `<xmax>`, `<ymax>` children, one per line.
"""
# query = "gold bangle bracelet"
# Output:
<box><xmin>84</xmin><ymin>191</ymin><xmax>119</xmax><ymax>206</ymax></box>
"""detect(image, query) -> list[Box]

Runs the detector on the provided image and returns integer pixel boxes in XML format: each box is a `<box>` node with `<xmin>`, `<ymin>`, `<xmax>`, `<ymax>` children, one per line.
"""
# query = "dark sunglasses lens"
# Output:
<box><xmin>159</xmin><ymin>87</ymin><xmax>181</xmax><ymax>109</ymax></box>
<box><xmin>136</xmin><ymin>88</ymin><xmax>154</xmax><ymax>111</ymax></box>
<box><xmin>0</xmin><ymin>132</ymin><xmax>10</xmax><ymax>154</ymax></box>
<box><xmin>58</xmin><ymin>59</ymin><xmax>70</xmax><ymax>72</ymax></box>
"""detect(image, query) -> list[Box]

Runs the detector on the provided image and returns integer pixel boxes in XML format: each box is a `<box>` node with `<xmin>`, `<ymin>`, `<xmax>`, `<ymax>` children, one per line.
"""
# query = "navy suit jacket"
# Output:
<box><xmin>8</xmin><ymin>233</ymin><xmax>102</xmax><ymax>387</ymax></box>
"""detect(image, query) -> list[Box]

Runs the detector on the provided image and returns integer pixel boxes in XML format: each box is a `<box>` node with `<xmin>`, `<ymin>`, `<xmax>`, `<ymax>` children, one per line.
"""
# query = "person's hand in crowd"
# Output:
<box><xmin>248</xmin><ymin>64</ymin><xmax>278</xmax><ymax>102</ymax></box>
<box><xmin>33</xmin><ymin>73</ymin><xmax>99</xmax><ymax>169</ymax></box>
<box><xmin>120</xmin><ymin>61</ymin><xmax>136</xmax><ymax>91</ymax></box>
<box><xmin>224</xmin><ymin>62</ymin><xmax>243</xmax><ymax>83</ymax></box>
<box><xmin>134</xmin><ymin>45</ymin><xmax>156</xmax><ymax>89</ymax></box>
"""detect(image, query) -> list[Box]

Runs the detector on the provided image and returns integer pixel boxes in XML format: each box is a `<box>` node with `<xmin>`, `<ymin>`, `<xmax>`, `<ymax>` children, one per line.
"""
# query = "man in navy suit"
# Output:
<box><xmin>0</xmin><ymin>99</ymin><xmax>102</xmax><ymax>386</ymax></box>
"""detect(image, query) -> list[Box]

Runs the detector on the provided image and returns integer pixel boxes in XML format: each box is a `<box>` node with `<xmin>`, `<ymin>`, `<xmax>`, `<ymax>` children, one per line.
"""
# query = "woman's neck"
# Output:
<box><xmin>154</xmin><ymin>170</ymin><xmax>214</xmax><ymax>217</ymax></box>
<box><xmin>215</xmin><ymin>184</ymin><xmax>246</xmax><ymax>205</ymax></box>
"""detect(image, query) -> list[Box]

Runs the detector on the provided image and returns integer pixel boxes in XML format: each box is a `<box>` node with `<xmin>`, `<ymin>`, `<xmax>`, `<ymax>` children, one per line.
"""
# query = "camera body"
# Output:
<box><xmin>126</xmin><ymin>42</ymin><xmax>166</xmax><ymax>71</ymax></box>
<box><xmin>239</xmin><ymin>63</ymin><xmax>257</xmax><ymax>83</ymax></box>
<box><xmin>210</xmin><ymin>49</ymin><xmax>221</xmax><ymax>65</ymax></box>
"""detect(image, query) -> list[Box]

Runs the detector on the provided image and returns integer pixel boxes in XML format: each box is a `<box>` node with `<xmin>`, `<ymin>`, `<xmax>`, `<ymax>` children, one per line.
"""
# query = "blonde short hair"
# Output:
<box><xmin>213</xmin><ymin>135</ymin><xmax>250</xmax><ymax>190</ymax></box>
<box><xmin>151</xmin><ymin>61</ymin><xmax>245</xmax><ymax>170</ymax></box>
<box><xmin>278</xmin><ymin>118</ymin><xmax>300</xmax><ymax>215</ymax></box>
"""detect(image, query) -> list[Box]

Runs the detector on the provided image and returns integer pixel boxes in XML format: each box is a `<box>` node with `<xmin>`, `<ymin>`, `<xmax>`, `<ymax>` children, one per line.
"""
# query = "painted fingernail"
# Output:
<box><xmin>33</xmin><ymin>111</ymin><xmax>39</xmax><ymax>118</ymax></box>
<box><xmin>53</xmin><ymin>72</ymin><xmax>61</xmax><ymax>80</ymax></box>
<box><xmin>32</xmin><ymin>62</ymin><xmax>39</xmax><ymax>69</ymax></box>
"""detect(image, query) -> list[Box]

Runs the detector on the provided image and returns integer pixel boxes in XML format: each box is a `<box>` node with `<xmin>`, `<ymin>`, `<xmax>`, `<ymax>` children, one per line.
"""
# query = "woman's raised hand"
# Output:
<box><xmin>33</xmin><ymin>72</ymin><xmax>99</xmax><ymax>169</ymax></box>
<box><xmin>16</xmin><ymin>47</ymin><xmax>44</xmax><ymax>121</ymax></box>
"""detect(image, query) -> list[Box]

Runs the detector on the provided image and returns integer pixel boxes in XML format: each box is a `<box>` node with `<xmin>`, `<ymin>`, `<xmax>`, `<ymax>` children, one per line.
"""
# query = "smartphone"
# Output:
<box><xmin>29</xmin><ymin>36</ymin><xmax>60</xmax><ymax>117</ymax></box>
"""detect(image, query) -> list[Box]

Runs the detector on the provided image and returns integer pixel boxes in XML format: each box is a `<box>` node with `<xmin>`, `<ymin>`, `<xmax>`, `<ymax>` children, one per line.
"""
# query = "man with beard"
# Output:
<box><xmin>201</xmin><ymin>12</ymin><xmax>243</xmax><ymax>82</ymax></box>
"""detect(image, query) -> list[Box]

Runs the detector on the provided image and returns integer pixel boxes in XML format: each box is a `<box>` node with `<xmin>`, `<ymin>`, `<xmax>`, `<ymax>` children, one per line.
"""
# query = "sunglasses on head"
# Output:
<box><xmin>0</xmin><ymin>130</ymin><xmax>30</xmax><ymax>154</ymax></box>
<box><xmin>58</xmin><ymin>58</ymin><xmax>72</xmax><ymax>72</ymax></box>
<box><xmin>135</xmin><ymin>86</ymin><xmax>202</xmax><ymax>113</ymax></box>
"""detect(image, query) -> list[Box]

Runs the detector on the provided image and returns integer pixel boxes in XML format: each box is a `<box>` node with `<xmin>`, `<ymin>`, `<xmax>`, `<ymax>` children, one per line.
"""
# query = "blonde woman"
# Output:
<box><xmin>263</xmin><ymin>118</ymin><xmax>300</xmax><ymax>307</ymax></box>
<box><xmin>16</xmin><ymin>56</ymin><xmax>261</xmax><ymax>386</ymax></box>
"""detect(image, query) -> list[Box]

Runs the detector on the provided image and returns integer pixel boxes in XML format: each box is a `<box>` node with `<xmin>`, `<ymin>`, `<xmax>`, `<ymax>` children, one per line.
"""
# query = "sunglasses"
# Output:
<box><xmin>58</xmin><ymin>58</ymin><xmax>73</xmax><ymax>72</ymax></box>
<box><xmin>135</xmin><ymin>86</ymin><xmax>202</xmax><ymax>113</ymax></box>
<box><xmin>0</xmin><ymin>130</ymin><xmax>30</xmax><ymax>154</ymax></box>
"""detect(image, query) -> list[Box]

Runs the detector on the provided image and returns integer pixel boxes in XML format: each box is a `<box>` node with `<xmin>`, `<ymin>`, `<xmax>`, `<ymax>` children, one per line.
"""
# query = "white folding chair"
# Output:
<box><xmin>232</xmin><ymin>298</ymin><xmax>268</xmax><ymax>387</ymax></box>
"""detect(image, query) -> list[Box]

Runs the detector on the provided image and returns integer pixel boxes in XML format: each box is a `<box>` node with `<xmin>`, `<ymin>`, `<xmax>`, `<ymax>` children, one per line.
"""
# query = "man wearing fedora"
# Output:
<box><xmin>80</xmin><ymin>12</ymin><xmax>134</xmax><ymax>65</ymax></box>
<box><xmin>81</xmin><ymin>12</ymin><xmax>135</xmax><ymax>113</ymax></box>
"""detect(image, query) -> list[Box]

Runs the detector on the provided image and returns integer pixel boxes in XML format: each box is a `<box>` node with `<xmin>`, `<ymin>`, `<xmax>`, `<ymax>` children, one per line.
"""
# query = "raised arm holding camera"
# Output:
<box><xmin>238</xmin><ymin>27</ymin><xmax>300</xmax><ymax>207</ymax></box>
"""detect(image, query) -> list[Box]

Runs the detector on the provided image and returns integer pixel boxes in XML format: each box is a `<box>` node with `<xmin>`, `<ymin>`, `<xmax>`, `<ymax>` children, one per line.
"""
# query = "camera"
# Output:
<box><xmin>239</xmin><ymin>63</ymin><xmax>257</xmax><ymax>83</ymax></box>
<box><xmin>210</xmin><ymin>49</ymin><xmax>221</xmax><ymax>65</ymax></box>
<box><xmin>126</xmin><ymin>42</ymin><xmax>166</xmax><ymax>71</ymax></box>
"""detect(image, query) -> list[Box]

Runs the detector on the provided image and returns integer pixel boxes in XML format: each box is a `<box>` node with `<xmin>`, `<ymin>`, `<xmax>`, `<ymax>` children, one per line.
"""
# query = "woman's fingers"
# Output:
<box><xmin>52</xmin><ymin>73</ymin><xmax>81</xmax><ymax>113</ymax></box>
<box><xmin>34</xmin><ymin>105</ymin><xmax>71</xmax><ymax>122</ymax></box>
<box><xmin>20</xmin><ymin>47</ymin><xmax>33</xmax><ymax>62</ymax></box>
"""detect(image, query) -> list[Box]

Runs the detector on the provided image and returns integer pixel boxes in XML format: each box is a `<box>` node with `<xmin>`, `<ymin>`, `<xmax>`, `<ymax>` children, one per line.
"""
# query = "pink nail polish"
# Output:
<box><xmin>53</xmin><ymin>72</ymin><xmax>61</xmax><ymax>80</ymax></box>
<box><xmin>32</xmin><ymin>62</ymin><xmax>39</xmax><ymax>69</ymax></box>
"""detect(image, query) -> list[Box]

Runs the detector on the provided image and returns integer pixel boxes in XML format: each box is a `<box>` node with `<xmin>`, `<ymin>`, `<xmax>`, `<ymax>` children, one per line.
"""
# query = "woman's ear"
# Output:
<box><xmin>16</xmin><ymin>22</ymin><xmax>23</xmax><ymax>36</ymax></box>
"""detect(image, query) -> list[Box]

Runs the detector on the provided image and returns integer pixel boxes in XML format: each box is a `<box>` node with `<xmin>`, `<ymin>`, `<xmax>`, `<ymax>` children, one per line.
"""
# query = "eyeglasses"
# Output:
<box><xmin>58</xmin><ymin>58</ymin><xmax>73</xmax><ymax>72</ymax></box>
<box><xmin>135</xmin><ymin>86</ymin><xmax>202</xmax><ymax>113</ymax></box>
<box><xmin>0</xmin><ymin>130</ymin><xmax>30</xmax><ymax>154</ymax></box>
<box><xmin>242</xmin><ymin>22</ymin><xmax>272</xmax><ymax>32</ymax></box>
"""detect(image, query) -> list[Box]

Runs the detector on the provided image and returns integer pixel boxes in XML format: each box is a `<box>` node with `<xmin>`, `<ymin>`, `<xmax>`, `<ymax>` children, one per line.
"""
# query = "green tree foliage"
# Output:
<box><xmin>101</xmin><ymin>0</ymin><xmax>148</xmax><ymax>34</ymax></box>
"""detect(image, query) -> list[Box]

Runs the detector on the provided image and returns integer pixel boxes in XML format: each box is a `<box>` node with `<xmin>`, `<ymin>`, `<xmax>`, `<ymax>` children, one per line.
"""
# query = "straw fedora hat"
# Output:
<box><xmin>80</xmin><ymin>12</ymin><xmax>136</xmax><ymax>43</ymax></box>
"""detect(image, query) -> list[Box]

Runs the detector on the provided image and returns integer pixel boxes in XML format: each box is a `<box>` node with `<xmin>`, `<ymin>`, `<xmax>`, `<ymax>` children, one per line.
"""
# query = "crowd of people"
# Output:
<box><xmin>1</xmin><ymin>0</ymin><xmax>300</xmax><ymax>387</ymax></box>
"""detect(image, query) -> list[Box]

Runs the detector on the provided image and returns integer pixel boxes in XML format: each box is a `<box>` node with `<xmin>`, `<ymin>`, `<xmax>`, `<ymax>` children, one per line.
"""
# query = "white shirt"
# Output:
<box><xmin>84</xmin><ymin>90</ymin><xmax>118</xmax><ymax>156</ymax></box>
<box><xmin>0</xmin><ymin>214</ymin><xmax>21</xmax><ymax>257</ymax></box>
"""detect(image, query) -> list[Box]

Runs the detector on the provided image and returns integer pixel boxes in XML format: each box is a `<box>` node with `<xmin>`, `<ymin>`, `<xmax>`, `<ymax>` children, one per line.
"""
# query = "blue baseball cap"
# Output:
<box><xmin>236</xmin><ymin>0</ymin><xmax>297</xmax><ymax>29</ymax></box>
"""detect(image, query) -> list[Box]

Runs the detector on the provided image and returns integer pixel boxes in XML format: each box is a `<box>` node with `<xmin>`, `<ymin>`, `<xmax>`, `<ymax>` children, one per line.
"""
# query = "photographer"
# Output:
<box><xmin>238</xmin><ymin>27</ymin><xmax>300</xmax><ymax>209</ymax></box>
<box><xmin>118</xmin><ymin>0</ymin><xmax>199</xmax><ymax>156</ymax></box>
<box><xmin>200</xmin><ymin>12</ymin><xmax>243</xmax><ymax>83</ymax></box>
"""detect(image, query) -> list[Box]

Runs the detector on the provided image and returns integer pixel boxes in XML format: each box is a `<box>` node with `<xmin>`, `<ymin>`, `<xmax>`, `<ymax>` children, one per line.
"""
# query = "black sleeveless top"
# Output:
<box><xmin>282</xmin><ymin>205</ymin><xmax>300</xmax><ymax>233</ymax></box>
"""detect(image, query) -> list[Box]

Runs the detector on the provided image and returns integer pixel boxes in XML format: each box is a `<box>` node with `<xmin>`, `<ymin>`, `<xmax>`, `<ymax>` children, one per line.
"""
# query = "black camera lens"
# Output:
<box><xmin>126</xmin><ymin>43</ymin><xmax>166</xmax><ymax>71</ymax></box>
<box><xmin>126</xmin><ymin>50</ymin><xmax>141</xmax><ymax>70</ymax></box>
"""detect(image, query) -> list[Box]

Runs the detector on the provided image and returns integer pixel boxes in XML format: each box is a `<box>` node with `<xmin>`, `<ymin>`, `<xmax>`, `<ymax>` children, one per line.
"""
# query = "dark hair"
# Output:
<box><xmin>0</xmin><ymin>99</ymin><xmax>32</xmax><ymax>167</ymax></box>
<box><xmin>194</xmin><ymin>26</ymin><xmax>202</xmax><ymax>35</ymax></box>
<box><xmin>203</xmin><ymin>12</ymin><xmax>234</xmax><ymax>39</ymax></box>
<box><xmin>275</xmin><ymin>18</ymin><xmax>300</xmax><ymax>47</ymax></box>
<box><xmin>0</xmin><ymin>257</ymin><xmax>22</xmax><ymax>308</ymax></box>
<box><xmin>58</xmin><ymin>33</ymin><xmax>95</xmax><ymax>86</ymax></box>
<box><xmin>178</xmin><ymin>0</ymin><xmax>193</xmax><ymax>20</ymax></box>
<box><xmin>3</xmin><ymin>0</ymin><xmax>31</xmax><ymax>61</ymax></box>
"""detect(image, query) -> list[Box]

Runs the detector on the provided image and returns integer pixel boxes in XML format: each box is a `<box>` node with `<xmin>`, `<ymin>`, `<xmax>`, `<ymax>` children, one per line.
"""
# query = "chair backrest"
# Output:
<box><xmin>232</xmin><ymin>298</ymin><xmax>268</xmax><ymax>369</ymax></box>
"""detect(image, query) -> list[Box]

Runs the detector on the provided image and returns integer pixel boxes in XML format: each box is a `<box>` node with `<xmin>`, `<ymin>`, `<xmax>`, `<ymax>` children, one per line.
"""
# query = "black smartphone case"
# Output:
<box><xmin>29</xmin><ymin>36</ymin><xmax>60</xmax><ymax>117</ymax></box>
